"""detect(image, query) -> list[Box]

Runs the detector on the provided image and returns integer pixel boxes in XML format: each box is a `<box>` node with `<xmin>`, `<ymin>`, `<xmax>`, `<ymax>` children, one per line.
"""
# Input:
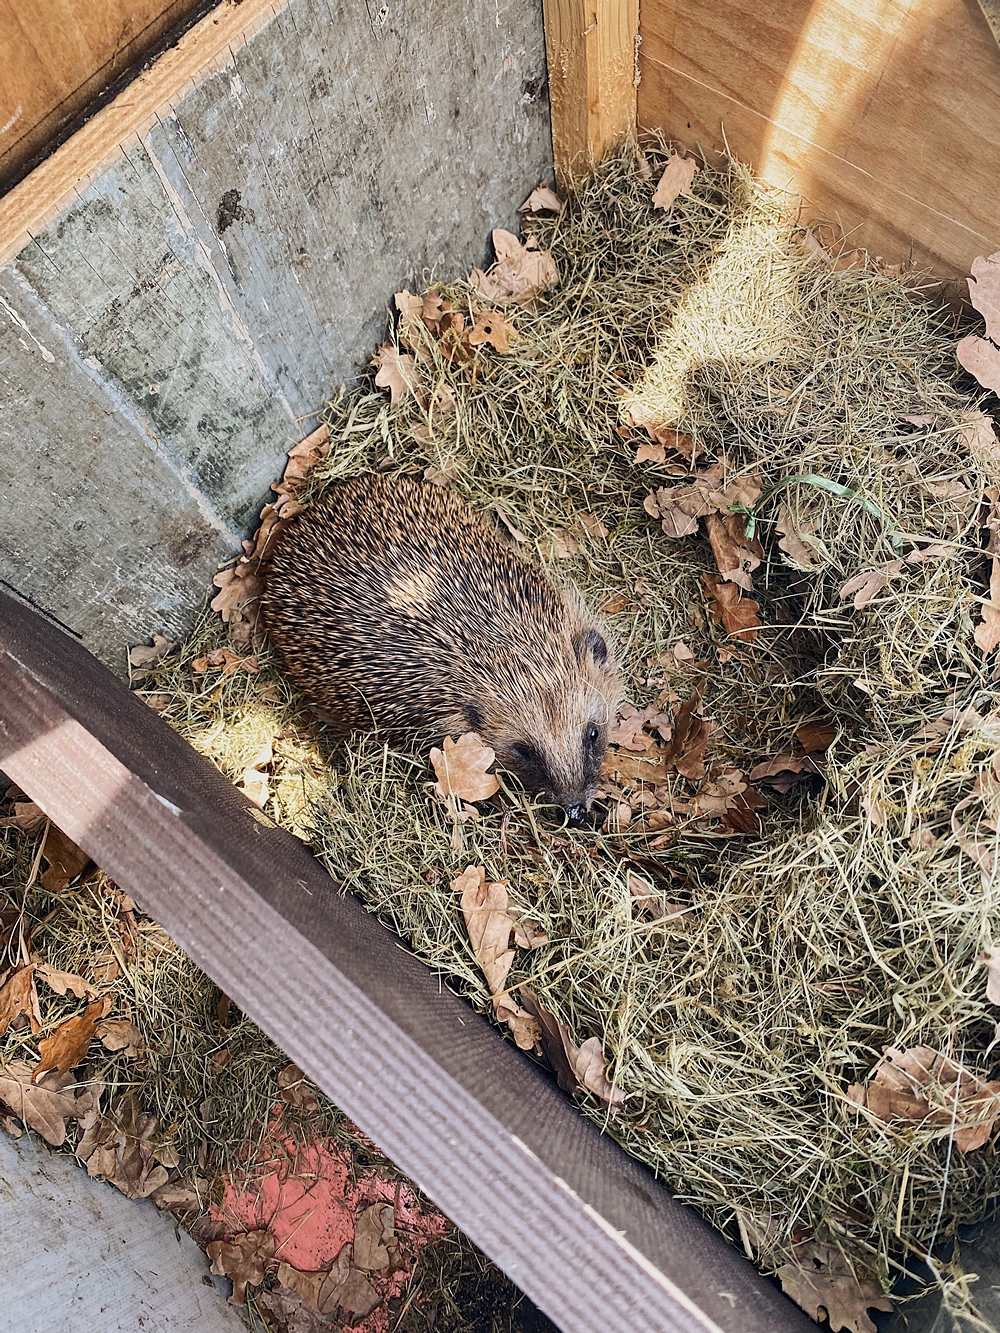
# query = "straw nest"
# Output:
<box><xmin>11</xmin><ymin>143</ymin><xmax>1000</xmax><ymax>1324</ymax></box>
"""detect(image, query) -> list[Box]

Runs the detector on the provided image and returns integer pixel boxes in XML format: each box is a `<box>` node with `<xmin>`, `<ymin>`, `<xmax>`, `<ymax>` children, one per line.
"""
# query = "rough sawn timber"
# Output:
<box><xmin>0</xmin><ymin>590</ymin><xmax>816</xmax><ymax>1333</ymax></box>
<box><xmin>637</xmin><ymin>0</ymin><xmax>1000</xmax><ymax>278</ymax></box>
<box><xmin>543</xmin><ymin>0</ymin><xmax>639</xmax><ymax>188</ymax></box>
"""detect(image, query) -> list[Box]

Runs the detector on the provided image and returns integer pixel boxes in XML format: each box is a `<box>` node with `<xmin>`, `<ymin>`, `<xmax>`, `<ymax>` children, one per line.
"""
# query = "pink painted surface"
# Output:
<box><xmin>212</xmin><ymin>1111</ymin><xmax>450</xmax><ymax>1328</ymax></box>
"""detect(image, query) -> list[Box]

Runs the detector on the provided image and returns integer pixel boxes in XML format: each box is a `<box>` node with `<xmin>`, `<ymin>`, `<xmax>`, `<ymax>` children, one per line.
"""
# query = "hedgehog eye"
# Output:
<box><xmin>585</xmin><ymin>724</ymin><xmax>600</xmax><ymax>747</ymax></box>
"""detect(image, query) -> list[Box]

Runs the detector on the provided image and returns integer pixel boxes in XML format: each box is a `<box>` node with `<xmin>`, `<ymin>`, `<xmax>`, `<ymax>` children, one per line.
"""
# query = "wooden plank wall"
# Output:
<box><xmin>0</xmin><ymin>0</ymin><xmax>209</xmax><ymax>190</ymax></box>
<box><xmin>637</xmin><ymin>0</ymin><xmax>1000</xmax><ymax>278</ymax></box>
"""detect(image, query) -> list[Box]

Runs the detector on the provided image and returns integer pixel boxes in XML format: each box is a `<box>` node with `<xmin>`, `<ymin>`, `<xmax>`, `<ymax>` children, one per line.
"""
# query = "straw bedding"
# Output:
<box><xmin>6</xmin><ymin>142</ymin><xmax>1000</xmax><ymax>1325</ymax></box>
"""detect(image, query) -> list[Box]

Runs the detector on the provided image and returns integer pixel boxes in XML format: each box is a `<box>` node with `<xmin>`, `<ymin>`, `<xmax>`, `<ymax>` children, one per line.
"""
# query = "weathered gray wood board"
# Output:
<box><xmin>0</xmin><ymin>1130</ymin><xmax>246</xmax><ymax>1331</ymax></box>
<box><xmin>0</xmin><ymin>0</ymin><xmax>551</xmax><ymax>670</ymax></box>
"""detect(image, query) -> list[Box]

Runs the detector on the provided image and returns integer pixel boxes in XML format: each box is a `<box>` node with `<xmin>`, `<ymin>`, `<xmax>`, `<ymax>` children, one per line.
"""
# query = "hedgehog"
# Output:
<box><xmin>261</xmin><ymin>473</ymin><xmax>621</xmax><ymax>822</ymax></box>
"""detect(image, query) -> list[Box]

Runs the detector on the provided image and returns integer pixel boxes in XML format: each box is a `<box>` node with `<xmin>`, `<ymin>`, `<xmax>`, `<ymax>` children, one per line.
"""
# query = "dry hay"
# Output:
<box><xmin>10</xmin><ymin>143</ymin><xmax>1000</xmax><ymax>1326</ymax></box>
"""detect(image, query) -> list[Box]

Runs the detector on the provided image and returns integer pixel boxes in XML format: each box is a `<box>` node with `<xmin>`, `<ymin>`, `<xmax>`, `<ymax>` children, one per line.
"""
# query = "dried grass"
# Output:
<box><xmin>5</xmin><ymin>141</ymin><xmax>1000</xmax><ymax>1325</ymax></box>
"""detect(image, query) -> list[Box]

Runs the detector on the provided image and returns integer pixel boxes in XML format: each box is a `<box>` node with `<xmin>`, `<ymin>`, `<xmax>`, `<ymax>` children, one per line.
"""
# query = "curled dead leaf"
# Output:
<box><xmin>468</xmin><ymin>310</ymin><xmax>514</xmax><ymax>353</ymax></box>
<box><xmin>471</xmin><ymin>229</ymin><xmax>558</xmax><ymax>305</ymax></box>
<box><xmin>518</xmin><ymin>987</ymin><xmax>624</xmax><ymax>1107</ymax></box>
<box><xmin>0</xmin><ymin>1061</ymin><xmax>101</xmax><ymax>1146</ymax></box>
<box><xmin>208</xmin><ymin>1230</ymin><xmax>276</xmax><ymax>1306</ymax></box>
<box><xmin>35</xmin><ymin>962</ymin><xmax>100</xmax><ymax>1001</ymax></box>
<box><xmin>277</xmin><ymin>1062</ymin><xmax>320</xmax><ymax>1115</ymax></box>
<box><xmin>976</xmin><ymin>558</ymin><xmax>1000</xmax><ymax>656</ymax></box>
<box><xmin>777</xmin><ymin>1242</ymin><xmax>892</xmax><ymax>1333</ymax></box>
<box><xmin>128</xmin><ymin>634</ymin><xmax>178</xmax><ymax>679</ymax></box>
<box><xmin>34</xmin><ymin>1000</ymin><xmax>106</xmax><ymax>1081</ymax></box>
<box><xmin>839</xmin><ymin>560</ymin><xmax>904</xmax><ymax>610</ymax></box>
<box><xmin>40</xmin><ymin>824</ymin><xmax>91</xmax><ymax>893</ymax></box>
<box><xmin>373</xmin><ymin>342</ymin><xmax>423</xmax><ymax>406</ymax></box>
<box><xmin>0</xmin><ymin>965</ymin><xmax>41</xmax><ymax>1039</ymax></box>
<box><xmin>519</xmin><ymin>184</ymin><xmax>563</xmax><ymax>213</ymax></box>
<box><xmin>849</xmin><ymin>1046</ymin><xmax>1000</xmax><ymax>1152</ymax></box>
<box><xmin>191</xmin><ymin>647</ymin><xmax>259</xmax><ymax>676</ymax></box>
<box><xmin>702</xmin><ymin>573</ymin><xmax>762</xmax><ymax>642</ymax></box>
<box><xmin>96</xmin><ymin>1019</ymin><xmax>145</xmax><ymax>1058</ymax></box>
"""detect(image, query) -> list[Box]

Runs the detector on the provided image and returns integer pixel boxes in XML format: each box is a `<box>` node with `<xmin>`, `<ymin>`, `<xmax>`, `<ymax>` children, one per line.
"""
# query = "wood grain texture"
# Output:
<box><xmin>0</xmin><ymin>0</ymin><xmax>210</xmax><ymax>191</ymax></box>
<box><xmin>544</xmin><ymin>0</ymin><xmax>639</xmax><ymax>187</ymax></box>
<box><xmin>0</xmin><ymin>0</ymin><xmax>290</xmax><ymax>268</ymax></box>
<box><xmin>637</xmin><ymin>0</ymin><xmax>1000</xmax><ymax>277</ymax></box>
<box><xmin>0</xmin><ymin>590</ymin><xmax>817</xmax><ymax>1333</ymax></box>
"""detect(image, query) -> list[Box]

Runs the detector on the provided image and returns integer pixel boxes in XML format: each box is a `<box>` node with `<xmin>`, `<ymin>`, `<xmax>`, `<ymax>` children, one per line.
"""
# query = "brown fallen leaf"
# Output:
<box><xmin>981</xmin><ymin>947</ymin><xmax>1000</xmax><ymax>1006</ymax></box>
<box><xmin>210</xmin><ymin>564</ymin><xmax>263</xmax><ymax>624</ymax></box>
<box><xmin>541</xmin><ymin>529</ymin><xmax>580</xmax><ymax>560</ymax></box>
<box><xmin>373</xmin><ymin>342</ymin><xmax>423</xmax><ymax>406</ymax></box>
<box><xmin>95</xmin><ymin>1019</ymin><xmax>145</xmax><ymax>1058</ymax></box>
<box><xmin>0</xmin><ymin>965</ymin><xmax>41</xmax><ymax>1039</ymax></box>
<box><xmin>795</xmin><ymin>720</ymin><xmax>837</xmax><ymax>752</ymax></box>
<box><xmin>704</xmin><ymin>511</ymin><xmax>763</xmax><ymax>590</ymax></box>
<box><xmin>651</xmin><ymin>154</ymin><xmax>699</xmax><ymax>211</ymax></box>
<box><xmin>493</xmin><ymin>507</ymin><xmax>529</xmax><ymax>543</ymax></box>
<box><xmin>40</xmin><ymin>824</ymin><xmax>91</xmax><ymax>893</ymax></box>
<box><xmin>775</xmin><ymin>504</ymin><xmax>821</xmax><ymax>567</ymax></box>
<box><xmin>453</xmin><ymin>867</ymin><xmax>540</xmax><ymax>1050</ymax></box>
<box><xmin>128</xmin><ymin>634</ymin><xmax>178</xmax><ymax>680</ymax></box>
<box><xmin>0</xmin><ymin>800</ymin><xmax>47</xmax><ymax>833</ymax></box>
<box><xmin>750</xmin><ymin>752</ymin><xmax>825</xmax><ymax>794</ymax></box>
<box><xmin>0</xmin><ymin>1060</ymin><xmax>101</xmax><ymax>1146</ymax></box>
<box><xmin>191</xmin><ymin>647</ymin><xmax>259</xmax><ymax>676</ymax></box>
<box><xmin>777</xmin><ymin>1242</ymin><xmax>893</xmax><ymax>1333</ymax></box>
<box><xmin>208</xmin><ymin>1230</ymin><xmax>276</xmax><ymax>1306</ymax></box>
<box><xmin>471</xmin><ymin>229</ymin><xmax>558</xmax><ymax>305</ymax></box>
<box><xmin>430</xmin><ymin>733</ymin><xmax>500</xmax><ymax>803</ymax></box>
<box><xmin>644</xmin><ymin>463</ymin><xmax>725</xmax><ymax>537</ymax></box>
<box><xmin>152</xmin><ymin>1180</ymin><xmax>205</xmax><ymax>1213</ymax></box>
<box><xmin>959</xmin><ymin>410</ymin><xmax>1000</xmax><ymax>463</ymax></box>
<box><xmin>848</xmin><ymin>1046</ymin><xmax>1000</xmax><ymax>1152</ymax></box>
<box><xmin>277</xmin><ymin>1062</ymin><xmax>320</xmax><ymax>1115</ymax></box>
<box><xmin>34</xmin><ymin>962</ymin><xmax>101</xmax><ymax>1001</ymax></box>
<box><xmin>316</xmin><ymin>1244</ymin><xmax>381</xmax><ymax>1318</ymax></box>
<box><xmin>519</xmin><ymin>183</ymin><xmax>563</xmax><ymax>213</ymax></box>
<box><xmin>633</xmin><ymin>441</ymin><xmax>666</xmax><ymax>464</ymax></box>
<box><xmin>34</xmin><ymin>1000</ymin><xmax>105</xmax><ymax>1081</ymax></box>
<box><xmin>839</xmin><ymin>560</ymin><xmax>904</xmax><ymax>610</ymax></box>
<box><xmin>661</xmin><ymin>691</ymin><xmax>712</xmax><ymax>782</ymax></box>
<box><xmin>701</xmin><ymin>573</ymin><xmax>762</xmax><ymax>642</ymax></box>
<box><xmin>353</xmin><ymin>1201</ymin><xmax>395</xmax><ymax>1272</ymax></box>
<box><xmin>608</xmin><ymin>703</ymin><xmax>672</xmax><ymax>750</ymax></box>
<box><xmin>967</xmin><ymin>249</ymin><xmax>1000</xmax><ymax>341</ymax></box>
<box><xmin>577</xmin><ymin>511</ymin><xmax>610</xmax><ymax>541</ymax></box>
<box><xmin>957</xmin><ymin>334</ymin><xmax>1000</xmax><ymax>394</ymax></box>
<box><xmin>518</xmin><ymin>986</ymin><xmax>624</xmax><ymax>1107</ymax></box>
<box><xmin>467</xmin><ymin>310</ymin><xmax>514</xmax><ymax>353</ymax></box>
<box><xmin>512</xmin><ymin>918</ymin><xmax>549</xmax><ymax>949</ymax></box>
<box><xmin>976</xmin><ymin>558</ymin><xmax>1000</xmax><ymax>656</ymax></box>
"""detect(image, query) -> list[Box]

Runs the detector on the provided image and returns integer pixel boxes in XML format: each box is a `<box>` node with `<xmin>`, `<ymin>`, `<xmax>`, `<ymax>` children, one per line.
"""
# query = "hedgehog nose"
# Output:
<box><xmin>565</xmin><ymin>804</ymin><xmax>586</xmax><ymax>826</ymax></box>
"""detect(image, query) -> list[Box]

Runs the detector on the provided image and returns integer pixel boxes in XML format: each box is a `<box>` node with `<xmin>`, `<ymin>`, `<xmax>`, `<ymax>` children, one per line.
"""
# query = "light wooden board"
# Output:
<box><xmin>0</xmin><ymin>0</ymin><xmax>209</xmax><ymax>189</ymax></box>
<box><xmin>0</xmin><ymin>1131</ymin><xmax>245</xmax><ymax>1331</ymax></box>
<box><xmin>637</xmin><ymin>0</ymin><xmax>1000</xmax><ymax>278</ymax></box>
<box><xmin>543</xmin><ymin>0</ymin><xmax>639</xmax><ymax>188</ymax></box>
<box><xmin>0</xmin><ymin>0</ymin><xmax>290</xmax><ymax>268</ymax></box>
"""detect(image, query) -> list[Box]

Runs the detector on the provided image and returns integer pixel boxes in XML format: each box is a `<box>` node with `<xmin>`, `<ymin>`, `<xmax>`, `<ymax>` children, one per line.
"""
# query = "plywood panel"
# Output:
<box><xmin>637</xmin><ymin>0</ymin><xmax>1000</xmax><ymax>278</ymax></box>
<box><xmin>0</xmin><ymin>0</ymin><xmax>208</xmax><ymax>190</ymax></box>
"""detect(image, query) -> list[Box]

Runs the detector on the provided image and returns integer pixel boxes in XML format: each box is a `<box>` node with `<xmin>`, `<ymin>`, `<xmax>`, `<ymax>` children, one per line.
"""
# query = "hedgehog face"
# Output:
<box><xmin>489</xmin><ymin>625</ymin><xmax>620</xmax><ymax>824</ymax></box>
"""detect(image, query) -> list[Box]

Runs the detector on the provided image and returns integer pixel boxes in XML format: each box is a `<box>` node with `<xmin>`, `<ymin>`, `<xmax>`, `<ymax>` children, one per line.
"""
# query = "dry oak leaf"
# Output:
<box><xmin>34</xmin><ymin>962</ymin><xmax>100</xmax><ymax>1001</ymax></box>
<box><xmin>277</xmin><ymin>1062</ymin><xmax>320</xmax><ymax>1115</ymax></box>
<box><xmin>848</xmin><ymin>1046</ymin><xmax>1000</xmax><ymax>1152</ymax></box>
<box><xmin>775</xmin><ymin>504</ymin><xmax>821</xmax><ymax>567</ymax></box>
<box><xmin>705</xmin><ymin>510</ymin><xmax>763</xmax><ymax>591</ymax></box>
<box><xmin>518</xmin><ymin>986</ymin><xmax>624</xmax><ymax>1107</ymax></box>
<box><xmin>839</xmin><ymin>560</ymin><xmax>904</xmax><ymax>610</ymax></box>
<box><xmin>77</xmin><ymin>1091</ymin><xmax>178</xmax><ymax>1198</ymax></box>
<box><xmin>471</xmin><ymin>229</ymin><xmax>558</xmax><ymax>305</ymax></box>
<box><xmin>701</xmin><ymin>572</ymin><xmax>762</xmax><ymax>642</ymax></box>
<box><xmin>957</xmin><ymin>334</ymin><xmax>1000</xmax><ymax>394</ymax></box>
<box><xmin>40</xmin><ymin>824</ymin><xmax>91</xmax><ymax>893</ymax></box>
<box><xmin>661</xmin><ymin>691</ymin><xmax>712</xmax><ymax>782</ymax></box>
<box><xmin>644</xmin><ymin>463</ymin><xmax>725</xmax><ymax>537</ymax></box>
<box><xmin>959</xmin><ymin>409</ymin><xmax>1000</xmax><ymax>463</ymax></box>
<box><xmin>0</xmin><ymin>1060</ymin><xmax>100</xmax><ymax>1146</ymax></box>
<box><xmin>191</xmin><ymin>647</ymin><xmax>259</xmax><ymax>676</ymax></box>
<box><xmin>577</xmin><ymin>511</ymin><xmax>610</xmax><ymax>541</ymax></box>
<box><xmin>210</xmin><ymin>565</ymin><xmax>263</xmax><ymax>623</ymax></box>
<box><xmin>795</xmin><ymin>719</ymin><xmax>837</xmax><ymax>752</ymax></box>
<box><xmin>0</xmin><ymin>799</ymin><xmax>47</xmax><ymax>833</ymax></box>
<box><xmin>34</xmin><ymin>1000</ymin><xmax>106</xmax><ymax>1081</ymax></box>
<box><xmin>608</xmin><ymin>703</ymin><xmax>672</xmax><ymax>750</ymax></box>
<box><xmin>431</xmin><ymin>732</ymin><xmax>500</xmax><ymax>802</ymax></box>
<box><xmin>651</xmin><ymin>154</ymin><xmax>699</xmax><ymax>211</ymax></box>
<box><xmin>208</xmin><ymin>1230</ymin><xmax>276</xmax><ymax>1306</ymax></box>
<box><xmin>519</xmin><ymin>183</ymin><xmax>563</xmax><ymax>213</ymax></box>
<box><xmin>967</xmin><ymin>249</ymin><xmax>1000</xmax><ymax>341</ymax></box>
<box><xmin>467</xmin><ymin>310</ymin><xmax>515</xmax><ymax>353</ymax></box>
<box><xmin>542</xmin><ymin>528</ymin><xmax>580</xmax><ymax>560</ymax></box>
<box><xmin>353</xmin><ymin>1201</ymin><xmax>396</xmax><ymax>1272</ymax></box>
<box><xmin>280</xmin><ymin>422</ymin><xmax>331</xmax><ymax>491</ymax></box>
<box><xmin>976</xmin><ymin>557</ymin><xmax>1000</xmax><ymax>656</ymax></box>
<box><xmin>0</xmin><ymin>965</ymin><xmax>41</xmax><ymax>1039</ymax></box>
<box><xmin>750</xmin><ymin>752</ymin><xmax>824</xmax><ymax>794</ymax></box>
<box><xmin>373</xmin><ymin>342</ymin><xmax>423</xmax><ymax>406</ymax></box>
<box><xmin>95</xmin><ymin>1019</ymin><xmax>145</xmax><ymax>1058</ymax></box>
<box><xmin>777</xmin><ymin>1242</ymin><xmax>892</xmax><ymax>1333</ymax></box>
<box><xmin>128</xmin><ymin>634</ymin><xmax>178</xmax><ymax>679</ymax></box>
<box><xmin>633</xmin><ymin>441</ymin><xmax>667</xmax><ymax>464</ymax></box>
<box><xmin>318</xmin><ymin>1244</ymin><xmax>382</xmax><ymax>1318</ymax></box>
<box><xmin>454</xmin><ymin>865</ymin><xmax>516</xmax><ymax>999</ymax></box>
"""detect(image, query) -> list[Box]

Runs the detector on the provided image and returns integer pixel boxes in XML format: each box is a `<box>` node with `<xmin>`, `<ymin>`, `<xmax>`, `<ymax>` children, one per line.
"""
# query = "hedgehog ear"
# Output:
<box><xmin>574</xmin><ymin>628</ymin><xmax>609</xmax><ymax>669</ymax></box>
